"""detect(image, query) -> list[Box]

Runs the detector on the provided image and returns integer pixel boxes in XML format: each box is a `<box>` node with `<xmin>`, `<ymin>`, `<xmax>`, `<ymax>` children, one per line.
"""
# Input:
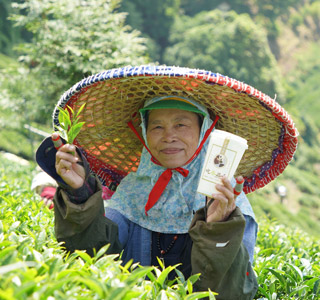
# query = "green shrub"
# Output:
<box><xmin>254</xmin><ymin>218</ymin><xmax>320</xmax><ymax>300</ymax></box>
<box><xmin>283</xmin><ymin>165</ymin><xmax>320</xmax><ymax>195</ymax></box>
<box><xmin>1</xmin><ymin>154</ymin><xmax>319</xmax><ymax>299</ymax></box>
<box><xmin>0</xmin><ymin>154</ymin><xmax>216</xmax><ymax>299</ymax></box>
<box><xmin>298</xmin><ymin>195</ymin><xmax>319</xmax><ymax>209</ymax></box>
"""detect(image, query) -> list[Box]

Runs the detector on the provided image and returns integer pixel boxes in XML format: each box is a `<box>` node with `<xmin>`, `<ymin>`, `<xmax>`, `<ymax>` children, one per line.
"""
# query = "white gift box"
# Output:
<box><xmin>197</xmin><ymin>129</ymin><xmax>248</xmax><ymax>197</ymax></box>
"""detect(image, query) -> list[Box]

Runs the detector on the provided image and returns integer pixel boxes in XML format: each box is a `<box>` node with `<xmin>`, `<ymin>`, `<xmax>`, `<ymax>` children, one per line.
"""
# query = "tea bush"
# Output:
<box><xmin>0</xmin><ymin>153</ymin><xmax>319</xmax><ymax>299</ymax></box>
<box><xmin>254</xmin><ymin>219</ymin><xmax>320</xmax><ymax>299</ymax></box>
<box><xmin>0</xmin><ymin>154</ymin><xmax>215</xmax><ymax>299</ymax></box>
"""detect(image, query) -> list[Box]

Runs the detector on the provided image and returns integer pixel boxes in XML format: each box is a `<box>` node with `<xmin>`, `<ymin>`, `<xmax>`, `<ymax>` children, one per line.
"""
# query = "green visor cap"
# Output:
<box><xmin>139</xmin><ymin>99</ymin><xmax>207</xmax><ymax>117</ymax></box>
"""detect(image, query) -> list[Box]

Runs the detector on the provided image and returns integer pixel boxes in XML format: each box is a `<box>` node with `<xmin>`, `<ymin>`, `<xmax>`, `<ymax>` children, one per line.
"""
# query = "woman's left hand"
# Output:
<box><xmin>206</xmin><ymin>176</ymin><xmax>243</xmax><ymax>223</ymax></box>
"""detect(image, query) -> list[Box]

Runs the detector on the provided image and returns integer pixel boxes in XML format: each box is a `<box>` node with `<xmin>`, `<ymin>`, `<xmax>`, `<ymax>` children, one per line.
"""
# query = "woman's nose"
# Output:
<box><xmin>162</xmin><ymin>127</ymin><xmax>177</xmax><ymax>142</ymax></box>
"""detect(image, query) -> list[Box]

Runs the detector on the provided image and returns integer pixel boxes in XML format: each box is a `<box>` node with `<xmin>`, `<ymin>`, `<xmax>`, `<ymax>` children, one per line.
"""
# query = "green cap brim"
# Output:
<box><xmin>139</xmin><ymin>99</ymin><xmax>206</xmax><ymax>116</ymax></box>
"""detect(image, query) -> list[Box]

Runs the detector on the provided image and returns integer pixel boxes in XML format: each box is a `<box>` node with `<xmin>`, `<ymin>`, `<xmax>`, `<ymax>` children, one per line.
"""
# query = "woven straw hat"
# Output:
<box><xmin>53</xmin><ymin>65</ymin><xmax>298</xmax><ymax>193</ymax></box>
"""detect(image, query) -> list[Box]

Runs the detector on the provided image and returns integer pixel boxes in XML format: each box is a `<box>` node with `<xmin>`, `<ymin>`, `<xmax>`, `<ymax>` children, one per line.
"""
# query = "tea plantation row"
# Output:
<box><xmin>0</xmin><ymin>154</ymin><xmax>319</xmax><ymax>299</ymax></box>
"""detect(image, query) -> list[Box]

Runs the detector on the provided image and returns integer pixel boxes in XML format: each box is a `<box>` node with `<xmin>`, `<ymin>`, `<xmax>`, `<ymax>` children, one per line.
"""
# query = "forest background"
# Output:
<box><xmin>1</xmin><ymin>0</ymin><xmax>320</xmax><ymax>237</ymax></box>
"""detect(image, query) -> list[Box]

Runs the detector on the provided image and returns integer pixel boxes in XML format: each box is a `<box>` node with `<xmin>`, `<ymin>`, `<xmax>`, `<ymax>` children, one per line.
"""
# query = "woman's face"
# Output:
<box><xmin>146</xmin><ymin>108</ymin><xmax>200</xmax><ymax>168</ymax></box>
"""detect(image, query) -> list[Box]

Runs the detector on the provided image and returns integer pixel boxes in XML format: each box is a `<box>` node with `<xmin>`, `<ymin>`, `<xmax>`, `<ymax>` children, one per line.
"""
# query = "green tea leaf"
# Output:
<box><xmin>55</xmin><ymin>104</ymin><xmax>86</xmax><ymax>144</ymax></box>
<box><xmin>313</xmin><ymin>279</ymin><xmax>320</xmax><ymax>295</ymax></box>
<box><xmin>0</xmin><ymin>261</ymin><xmax>37</xmax><ymax>275</ymax></box>
<box><xmin>185</xmin><ymin>291</ymin><xmax>215</xmax><ymax>300</ymax></box>
<box><xmin>57</xmin><ymin>106</ymin><xmax>71</xmax><ymax>129</ymax></box>
<box><xmin>74</xmin><ymin>250</ymin><xmax>93</xmax><ymax>265</ymax></box>
<box><xmin>157</xmin><ymin>265</ymin><xmax>176</xmax><ymax>287</ymax></box>
<box><xmin>76</xmin><ymin>103</ymin><xmax>86</xmax><ymax>117</ymax></box>
<box><xmin>73</xmin><ymin>276</ymin><xmax>106</xmax><ymax>298</ymax></box>
<box><xmin>66</xmin><ymin>105</ymin><xmax>74</xmax><ymax>116</ymax></box>
<box><xmin>68</xmin><ymin>122</ymin><xmax>85</xmax><ymax>144</ymax></box>
<box><xmin>187</xmin><ymin>279</ymin><xmax>193</xmax><ymax>294</ymax></box>
<box><xmin>267</xmin><ymin>268</ymin><xmax>286</xmax><ymax>287</ymax></box>
<box><xmin>287</xmin><ymin>263</ymin><xmax>304</xmax><ymax>281</ymax></box>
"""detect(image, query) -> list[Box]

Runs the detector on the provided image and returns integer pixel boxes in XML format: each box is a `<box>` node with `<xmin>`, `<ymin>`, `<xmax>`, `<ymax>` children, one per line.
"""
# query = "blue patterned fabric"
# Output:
<box><xmin>105</xmin><ymin>97</ymin><xmax>255</xmax><ymax>233</ymax></box>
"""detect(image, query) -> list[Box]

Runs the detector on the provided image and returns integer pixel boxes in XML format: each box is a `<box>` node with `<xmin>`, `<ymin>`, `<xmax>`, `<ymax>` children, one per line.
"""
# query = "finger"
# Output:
<box><xmin>221</xmin><ymin>175</ymin><xmax>232</xmax><ymax>187</ymax></box>
<box><xmin>56</xmin><ymin>145</ymin><xmax>78</xmax><ymax>164</ymax></box>
<box><xmin>57</xmin><ymin>144</ymin><xmax>77</xmax><ymax>155</ymax></box>
<box><xmin>233</xmin><ymin>176</ymin><xmax>244</xmax><ymax>197</ymax></box>
<box><xmin>216</xmin><ymin>178</ymin><xmax>234</xmax><ymax>201</ymax></box>
<box><xmin>57</xmin><ymin>143</ymin><xmax>77</xmax><ymax>154</ymax></box>
<box><xmin>216</xmin><ymin>183</ymin><xmax>236</xmax><ymax>213</ymax></box>
<box><xmin>57</xmin><ymin>158</ymin><xmax>74</xmax><ymax>171</ymax></box>
<box><xmin>214</xmin><ymin>186</ymin><xmax>233</xmax><ymax>206</ymax></box>
<box><xmin>210</xmin><ymin>193</ymin><xmax>228</xmax><ymax>211</ymax></box>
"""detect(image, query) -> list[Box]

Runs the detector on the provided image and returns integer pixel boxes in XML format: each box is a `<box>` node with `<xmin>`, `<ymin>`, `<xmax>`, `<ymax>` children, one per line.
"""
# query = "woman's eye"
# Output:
<box><xmin>177</xmin><ymin>124</ymin><xmax>186</xmax><ymax>128</ymax></box>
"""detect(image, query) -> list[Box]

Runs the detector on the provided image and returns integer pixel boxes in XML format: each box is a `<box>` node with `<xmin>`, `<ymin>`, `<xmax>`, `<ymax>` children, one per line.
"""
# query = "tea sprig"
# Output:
<box><xmin>54</xmin><ymin>103</ymin><xmax>86</xmax><ymax>144</ymax></box>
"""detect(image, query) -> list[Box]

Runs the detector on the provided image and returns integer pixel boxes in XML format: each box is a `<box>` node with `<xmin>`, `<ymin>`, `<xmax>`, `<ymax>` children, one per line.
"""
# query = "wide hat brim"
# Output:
<box><xmin>53</xmin><ymin>65</ymin><xmax>298</xmax><ymax>193</ymax></box>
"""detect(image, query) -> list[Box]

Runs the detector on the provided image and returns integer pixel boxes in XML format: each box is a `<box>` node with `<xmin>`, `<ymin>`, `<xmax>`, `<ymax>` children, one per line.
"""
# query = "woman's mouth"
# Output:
<box><xmin>160</xmin><ymin>148</ymin><xmax>182</xmax><ymax>155</ymax></box>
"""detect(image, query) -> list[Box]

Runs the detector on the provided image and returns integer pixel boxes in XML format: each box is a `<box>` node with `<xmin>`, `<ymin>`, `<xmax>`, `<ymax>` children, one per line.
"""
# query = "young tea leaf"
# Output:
<box><xmin>55</xmin><ymin>104</ymin><xmax>86</xmax><ymax>144</ymax></box>
<box><xmin>76</xmin><ymin>103</ymin><xmax>86</xmax><ymax>117</ymax></box>
<box><xmin>68</xmin><ymin>122</ymin><xmax>85</xmax><ymax>144</ymax></box>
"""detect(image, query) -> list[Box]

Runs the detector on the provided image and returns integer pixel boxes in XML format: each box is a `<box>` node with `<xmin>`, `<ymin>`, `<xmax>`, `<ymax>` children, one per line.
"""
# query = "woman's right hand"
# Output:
<box><xmin>53</xmin><ymin>133</ymin><xmax>85</xmax><ymax>189</ymax></box>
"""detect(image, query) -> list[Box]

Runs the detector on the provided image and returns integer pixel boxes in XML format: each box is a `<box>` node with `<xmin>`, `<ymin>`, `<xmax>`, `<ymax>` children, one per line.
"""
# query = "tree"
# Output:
<box><xmin>0</xmin><ymin>0</ymin><xmax>30</xmax><ymax>56</ymax></box>
<box><xmin>179</xmin><ymin>0</ymin><xmax>304</xmax><ymax>19</ymax></box>
<box><xmin>163</xmin><ymin>10</ymin><xmax>285</xmax><ymax>102</ymax></box>
<box><xmin>0</xmin><ymin>0</ymin><xmax>12</xmax><ymax>54</ymax></box>
<box><xmin>9</xmin><ymin>0</ymin><xmax>149</xmax><ymax>113</ymax></box>
<box><xmin>119</xmin><ymin>0</ymin><xmax>179</xmax><ymax>62</ymax></box>
<box><xmin>179</xmin><ymin>0</ymin><xmax>252</xmax><ymax>16</ymax></box>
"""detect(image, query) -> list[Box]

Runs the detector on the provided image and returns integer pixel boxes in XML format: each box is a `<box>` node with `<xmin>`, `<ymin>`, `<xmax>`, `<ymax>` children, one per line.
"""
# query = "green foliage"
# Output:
<box><xmin>55</xmin><ymin>104</ymin><xmax>86</xmax><ymax>144</ymax></box>
<box><xmin>252</xmin><ymin>0</ymin><xmax>303</xmax><ymax>20</ymax></box>
<box><xmin>179</xmin><ymin>0</ymin><xmax>251</xmax><ymax>16</ymax></box>
<box><xmin>0</xmin><ymin>53</ymin><xmax>18</xmax><ymax>69</ymax></box>
<box><xmin>0</xmin><ymin>0</ymin><xmax>151</xmax><ymax>160</ymax></box>
<box><xmin>9</xmin><ymin>0</ymin><xmax>149</xmax><ymax>108</ymax></box>
<box><xmin>292</xmin><ymin>142</ymin><xmax>320</xmax><ymax>175</ymax></box>
<box><xmin>0</xmin><ymin>61</ymin><xmax>48</xmax><ymax>122</ymax></box>
<box><xmin>164</xmin><ymin>10</ymin><xmax>285</xmax><ymax>102</ymax></box>
<box><xmin>179</xmin><ymin>0</ymin><xmax>304</xmax><ymax>19</ymax></box>
<box><xmin>0</xmin><ymin>128</ymin><xmax>35</xmax><ymax>160</ymax></box>
<box><xmin>0</xmin><ymin>154</ymin><xmax>216</xmax><ymax>299</ymax></box>
<box><xmin>254</xmin><ymin>217</ymin><xmax>320</xmax><ymax>299</ymax></box>
<box><xmin>289</xmin><ymin>1</ymin><xmax>320</xmax><ymax>35</ymax></box>
<box><xmin>248</xmin><ymin>162</ymin><xmax>320</xmax><ymax>238</ymax></box>
<box><xmin>283</xmin><ymin>165</ymin><xmax>320</xmax><ymax>196</ymax></box>
<box><xmin>0</xmin><ymin>0</ymin><xmax>29</xmax><ymax>56</ymax></box>
<box><xmin>119</xmin><ymin>0</ymin><xmax>179</xmax><ymax>61</ymax></box>
<box><xmin>1</xmin><ymin>154</ymin><xmax>320</xmax><ymax>299</ymax></box>
<box><xmin>285</xmin><ymin>42</ymin><xmax>320</xmax><ymax>145</ymax></box>
<box><xmin>0</xmin><ymin>57</ymin><xmax>49</xmax><ymax>159</ymax></box>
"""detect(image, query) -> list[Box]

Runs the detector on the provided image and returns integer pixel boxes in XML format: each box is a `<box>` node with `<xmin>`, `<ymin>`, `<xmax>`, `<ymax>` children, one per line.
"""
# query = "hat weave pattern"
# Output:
<box><xmin>53</xmin><ymin>65</ymin><xmax>298</xmax><ymax>193</ymax></box>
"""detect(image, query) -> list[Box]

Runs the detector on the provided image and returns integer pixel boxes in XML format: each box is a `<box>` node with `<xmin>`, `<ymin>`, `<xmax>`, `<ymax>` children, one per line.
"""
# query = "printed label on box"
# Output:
<box><xmin>201</xmin><ymin>142</ymin><xmax>237</xmax><ymax>184</ymax></box>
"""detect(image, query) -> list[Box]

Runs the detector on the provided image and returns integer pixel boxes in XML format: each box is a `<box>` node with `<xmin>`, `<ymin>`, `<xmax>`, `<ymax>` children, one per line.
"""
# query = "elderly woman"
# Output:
<box><xmin>37</xmin><ymin>66</ymin><xmax>298</xmax><ymax>300</ymax></box>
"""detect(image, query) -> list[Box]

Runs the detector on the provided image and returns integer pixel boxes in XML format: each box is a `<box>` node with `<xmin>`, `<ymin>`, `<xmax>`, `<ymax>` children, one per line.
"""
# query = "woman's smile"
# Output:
<box><xmin>160</xmin><ymin>148</ymin><xmax>182</xmax><ymax>154</ymax></box>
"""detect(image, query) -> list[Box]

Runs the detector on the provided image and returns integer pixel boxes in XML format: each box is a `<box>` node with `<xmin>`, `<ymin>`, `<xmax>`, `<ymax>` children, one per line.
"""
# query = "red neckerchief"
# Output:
<box><xmin>128</xmin><ymin>115</ymin><xmax>219</xmax><ymax>215</ymax></box>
